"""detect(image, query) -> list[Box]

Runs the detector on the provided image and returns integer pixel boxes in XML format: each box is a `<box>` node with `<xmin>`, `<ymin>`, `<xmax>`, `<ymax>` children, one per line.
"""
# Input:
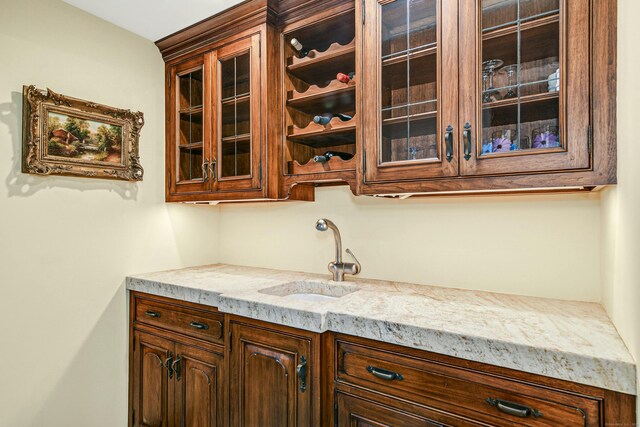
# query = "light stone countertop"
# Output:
<box><xmin>126</xmin><ymin>264</ymin><xmax>636</xmax><ymax>395</ymax></box>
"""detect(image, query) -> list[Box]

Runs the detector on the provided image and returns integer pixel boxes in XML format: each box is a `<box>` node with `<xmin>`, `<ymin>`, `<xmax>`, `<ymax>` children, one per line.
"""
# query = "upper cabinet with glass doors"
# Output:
<box><xmin>167</xmin><ymin>33</ymin><xmax>264</xmax><ymax>202</ymax></box>
<box><xmin>359</xmin><ymin>0</ymin><xmax>617</xmax><ymax>194</ymax></box>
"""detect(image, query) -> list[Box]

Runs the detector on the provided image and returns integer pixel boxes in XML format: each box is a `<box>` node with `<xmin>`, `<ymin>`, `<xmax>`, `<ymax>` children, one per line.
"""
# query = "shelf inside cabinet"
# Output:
<box><xmin>287</xmin><ymin>40</ymin><xmax>356</xmax><ymax>83</ymax></box>
<box><xmin>287</xmin><ymin>114</ymin><xmax>356</xmax><ymax>141</ymax></box>
<box><xmin>482</xmin><ymin>91</ymin><xmax>559</xmax><ymax>111</ymax></box>
<box><xmin>287</xmin><ymin>78</ymin><xmax>356</xmax><ymax>106</ymax></box>
<box><xmin>179</xmin><ymin>142</ymin><xmax>203</xmax><ymax>150</ymax></box>
<box><xmin>221</xmin><ymin>93</ymin><xmax>250</xmax><ymax>107</ymax></box>
<box><xmin>482</xmin><ymin>13</ymin><xmax>559</xmax><ymax>65</ymax></box>
<box><xmin>288</xmin><ymin>155</ymin><xmax>356</xmax><ymax>175</ymax></box>
<box><xmin>179</xmin><ymin>106</ymin><xmax>203</xmax><ymax>115</ymax></box>
<box><xmin>287</xmin><ymin>83</ymin><xmax>355</xmax><ymax>114</ymax></box>
<box><xmin>382</xmin><ymin>110</ymin><xmax>437</xmax><ymax>126</ymax></box>
<box><xmin>382</xmin><ymin>44</ymin><xmax>437</xmax><ymax>67</ymax></box>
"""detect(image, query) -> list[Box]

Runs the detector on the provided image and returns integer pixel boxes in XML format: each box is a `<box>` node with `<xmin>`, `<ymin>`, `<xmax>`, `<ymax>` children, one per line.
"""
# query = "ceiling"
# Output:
<box><xmin>62</xmin><ymin>0</ymin><xmax>245</xmax><ymax>41</ymax></box>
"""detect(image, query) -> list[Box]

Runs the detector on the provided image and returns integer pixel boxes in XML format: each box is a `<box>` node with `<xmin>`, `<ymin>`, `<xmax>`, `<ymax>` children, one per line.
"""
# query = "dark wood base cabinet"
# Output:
<box><xmin>129</xmin><ymin>292</ymin><xmax>636</xmax><ymax>427</ymax></box>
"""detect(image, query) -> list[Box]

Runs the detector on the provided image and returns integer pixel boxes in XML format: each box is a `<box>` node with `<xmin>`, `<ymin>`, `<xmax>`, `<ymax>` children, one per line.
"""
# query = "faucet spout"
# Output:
<box><xmin>315</xmin><ymin>218</ymin><xmax>360</xmax><ymax>282</ymax></box>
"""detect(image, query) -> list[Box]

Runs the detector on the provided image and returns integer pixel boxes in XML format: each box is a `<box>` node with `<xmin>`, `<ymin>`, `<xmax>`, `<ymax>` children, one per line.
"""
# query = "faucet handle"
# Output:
<box><xmin>345</xmin><ymin>249</ymin><xmax>361</xmax><ymax>275</ymax></box>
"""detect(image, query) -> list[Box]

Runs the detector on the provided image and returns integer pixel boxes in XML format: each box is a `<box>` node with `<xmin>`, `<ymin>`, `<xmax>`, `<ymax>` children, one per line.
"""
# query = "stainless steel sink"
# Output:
<box><xmin>258</xmin><ymin>280</ymin><xmax>360</xmax><ymax>303</ymax></box>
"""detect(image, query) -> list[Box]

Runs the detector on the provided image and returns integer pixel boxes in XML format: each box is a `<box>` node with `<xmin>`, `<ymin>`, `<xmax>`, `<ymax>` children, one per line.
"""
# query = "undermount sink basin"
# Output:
<box><xmin>258</xmin><ymin>280</ymin><xmax>360</xmax><ymax>303</ymax></box>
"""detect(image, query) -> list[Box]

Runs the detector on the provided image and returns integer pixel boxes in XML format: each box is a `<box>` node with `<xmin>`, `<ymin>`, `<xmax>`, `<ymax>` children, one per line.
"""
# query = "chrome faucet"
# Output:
<box><xmin>315</xmin><ymin>219</ymin><xmax>361</xmax><ymax>282</ymax></box>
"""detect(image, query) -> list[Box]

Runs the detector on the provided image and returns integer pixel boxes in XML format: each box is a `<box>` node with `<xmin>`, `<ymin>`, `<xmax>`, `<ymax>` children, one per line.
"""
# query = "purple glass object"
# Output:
<box><xmin>532</xmin><ymin>126</ymin><xmax>559</xmax><ymax>149</ymax></box>
<box><xmin>492</xmin><ymin>136</ymin><xmax>511</xmax><ymax>153</ymax></box>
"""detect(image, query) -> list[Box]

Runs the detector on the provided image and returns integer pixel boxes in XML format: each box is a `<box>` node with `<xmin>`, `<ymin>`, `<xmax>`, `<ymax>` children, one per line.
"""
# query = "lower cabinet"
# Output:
<box><xmin>131</xmin><ymin>330</ymin><xmax>225</xmax><ymax>427</ymax></box>
<box><xmin>228</xmin><ymin>319</ymin><xmax>317</xmax><ymax>427</ymax></box>
<box><xmin>129</xmin><ymin>292</ymin><xmax>636</xmax><ymax>427</ymax></box>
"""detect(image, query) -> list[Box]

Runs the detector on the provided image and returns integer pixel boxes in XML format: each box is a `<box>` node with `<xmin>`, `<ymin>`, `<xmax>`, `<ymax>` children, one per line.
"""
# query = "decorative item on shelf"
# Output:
<box><xmin>532</xmin><ymin>126</ymin><xmax>560</xmax><ymax>149</ymax></box>
<box><xmin>410</xmin><ymin>146</ymin><xmax>417</xmax><ymax>160</ymax></box>
<box><xmin>313</xmin><ymin>151</ymin><xmax>354</xmax><ymax>163</ymax></box>
<box><xmin>520</xmin><ymin>136</ymin><xmax>531</xmax><ymax>150</ymax></box>
<box><xmin>313</xmin><ymin>113</ymin><xmax>352</xmax><ymax>126</ymax></box>
<box><xmin>336</xmin><ymin>72</ymin><xmax>355</xmax><ymax>84</ymax></box>
<box><xmin>22</xmin><ymin>85</ymin><xmax>144</xmax><ymax>181</ymax></box>
<box><xmin>290</xmin><ymin>38</ymin><xmax>309</xmax><ymax>58</ymax></box>
<box><xmin>482</xmin><ymin>59</ymin><xmax>503</xmax><ymax>103</ymax></box>
<box><xmin>548</xmin><ymin>68</ymin><xmax>560</xmax><ymax>92</ymax></box>
<box><xmin>491</xmin><ymin>129</ymin><xmax>517</xmax><ymax>153</ymax></box>
<box><xmin>502</xmin><ymin>64</ymin><xmax>518</xmax><ymax>99</ymax></box>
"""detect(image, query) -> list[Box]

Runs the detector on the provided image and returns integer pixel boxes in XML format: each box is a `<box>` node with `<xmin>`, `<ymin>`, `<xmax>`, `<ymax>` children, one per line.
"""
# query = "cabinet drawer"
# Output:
<box><xmin>336</xmin><ymin>340</ymin><xmax>600</xmax><ymax>427</ymax></box>
<box><xmin>134</xmin><ymin>297</ymin><xmax>224</xmax><ymax>345</ymax></box>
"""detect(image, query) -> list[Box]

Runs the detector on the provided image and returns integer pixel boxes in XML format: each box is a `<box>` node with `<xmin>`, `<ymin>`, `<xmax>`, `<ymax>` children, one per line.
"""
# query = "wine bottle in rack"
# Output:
<box><xmin>290</xmin><ymin>38</ymin><xmax>309</xmax><ymax>58</ymax></box>
<box><xmin>313</xmin><ymin>151</ymin><xmax>354</xmax><ymax>163</ymax></box>
<box><xmin>336</xmin><ymin>72</ymin><xmax>355</xmax><ymax>83</ymax></box>
<box><xmin>313</xmin><ymin>113</ymin><xmax>353</xmax><ymax>125</ymax></box>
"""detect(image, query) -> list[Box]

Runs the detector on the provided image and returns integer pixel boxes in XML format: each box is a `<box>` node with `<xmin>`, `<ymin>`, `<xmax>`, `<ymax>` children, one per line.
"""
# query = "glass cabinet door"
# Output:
<box><xmin>459</xmin><ymin>0</ymin><xmax>590</xmax><ymax>176</ymax></box>
<box><xmin>213</xmin><ymin>34</ymin><xmax>262</xmax><ymax>192</ymax></box>
<box><xmin>362</xmin><ymin>0</ymin><xmax>458</xmax><ymax>183</ymax></box>
<box><xmin>169</xmin><ymin>55</ymin><xmax>212</xmax><ymax>195</ymax></box>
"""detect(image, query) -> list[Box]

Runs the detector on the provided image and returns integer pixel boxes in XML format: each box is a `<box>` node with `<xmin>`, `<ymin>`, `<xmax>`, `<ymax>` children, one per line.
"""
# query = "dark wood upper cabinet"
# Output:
<box><xmin>229</xmin><ymin>319</ymin><xmax>318</xmax><ymax>427</ymax></box>
<box><xmin>159</xmin><ymin>0</ymin><xmax>617</xmax><ymax>200</ymax></box>
<box><xmin>361</xmin><ymin>0</ymin><xmax>459</xmax><ymax>184</ymax></box>
<box><xmin>165</xmin><ymin>28</ymin><xmax>271</xmax><ymax>202</ymax></box>
<box><xmin>358</xmin><ymin>0</ymin><xmax>617</xmax><ymax>194</ymax></box>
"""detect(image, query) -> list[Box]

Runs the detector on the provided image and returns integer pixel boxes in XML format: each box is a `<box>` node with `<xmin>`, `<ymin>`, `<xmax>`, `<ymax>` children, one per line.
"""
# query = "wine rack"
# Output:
<box><xmin>282</xmin><ymin>6</ymin><xmax>357</xmax><ymax>190</ymax></box>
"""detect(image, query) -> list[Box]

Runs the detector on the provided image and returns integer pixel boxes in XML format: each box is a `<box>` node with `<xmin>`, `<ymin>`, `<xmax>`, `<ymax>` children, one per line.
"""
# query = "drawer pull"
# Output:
<box><xmin>486</xmin><ymin>398</ymin><xmax>542</xmax><ymax>419</ymax></box>
<box><xmin>189</xmin><ymin>321</ymin><xmax>209</xmax><ymax>330</ymax></box>
<box><xmin>145</xmin><ymin>310</ymin><xmax>161</xmax><ymax>318</ymax></box>
<box><xmin>367</xmin><ymin>366</ymin><xmax>404</xmax><ymax>381</ymax></box>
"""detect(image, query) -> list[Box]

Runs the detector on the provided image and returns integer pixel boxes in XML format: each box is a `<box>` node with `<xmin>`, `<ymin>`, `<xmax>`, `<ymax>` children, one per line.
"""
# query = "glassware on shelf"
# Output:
<box><xmin>502</xmin><ymin>64</ymin><xmax>518</xmax><ymax>99</ymax></box>
<box><xmin>532</xmin><ymin>126</ymin><xmax>559</xmax><ymax>149</ymax></box>
<box><xmin>548</xmin><ymin>68</ymin><xmax>560</xmax><ymax>93</ymax></box>
<box><xmin>482</xmin><ymin>59</ymin><xmax>504</xmax><ymax>103</ymax></box>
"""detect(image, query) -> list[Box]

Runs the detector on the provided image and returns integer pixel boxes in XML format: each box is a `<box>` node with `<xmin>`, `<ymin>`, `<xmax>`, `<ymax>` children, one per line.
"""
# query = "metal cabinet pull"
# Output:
<box><xmin>202</xmin><ymin>159</ymin><xmax>210</xmax><ymax>181</ymax></box>
<box><xmin>296</xmin><ymin>356</ymin><xmax>307</xmax><ymax>392</ymax></box>
<box><xmin>367</xmin><ymin>366</ymin><xmax>404</xmax><ymax>381</ymax></box>
<box><xmin>189</xmin><ymin>321</ymin><xmax>209</xmax><ymax>330</ymax></box>
<box><xmin>463</xmin><ymin>122</ymin><xmax>472</xmax><ymax>161</ymax></box>
<box><xmin>145</xmin><ymin>310</ymin><xmax>160</xmax><ymax>318</ymax></box>
<box><xmin>164</xmin><ymin>352</ymin><xmax>174</xmax><ymax>379</ymax></box>
<box><xmin>172</xmin><ymin>356</ymin><xmax>182</xmax><ymax>381</ymax></box>
<box><xmin>445</xmin><ymin>125</ymin><xmax>454</xmax><ymax>162</ymax></box>
<box><xmin>486</xmin><ymin>398</ymin><xmax>542</xmax><ymax>418</ymax></box>
<box><xmin>210</xmin><ymin>157</ymin><xmax>217</xmax><ymax>181</ymax></box>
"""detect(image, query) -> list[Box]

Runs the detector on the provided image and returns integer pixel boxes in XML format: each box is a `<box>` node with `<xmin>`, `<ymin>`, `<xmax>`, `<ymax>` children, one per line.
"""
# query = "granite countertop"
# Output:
<box><xmin>126</xmin><ymin>264</ymin><xmax>636</xmax><ymax>395</ymax></box>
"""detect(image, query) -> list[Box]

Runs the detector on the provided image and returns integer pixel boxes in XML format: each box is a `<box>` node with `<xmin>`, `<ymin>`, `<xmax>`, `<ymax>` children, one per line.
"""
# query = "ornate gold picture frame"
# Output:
<box><xmin>22</xmin><ymin>85</ymin><xmax>144</xmax><ymax>181</ymax></box>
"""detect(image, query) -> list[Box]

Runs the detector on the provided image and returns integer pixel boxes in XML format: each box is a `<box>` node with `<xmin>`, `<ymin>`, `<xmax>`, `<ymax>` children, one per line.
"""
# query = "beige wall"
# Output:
<box><xmin>0</xmin><ymin>1</ymin><xmax>219</xmax><ymax>426</ymax></box>
<box><xmin>601</xmin><ymin>0</ymin><xmax>640</xmax><ymax>411</ymax></box>
<box><xmin>219</xmin><ymin>188</ymin><xmax>602</xmax><ymax>301</ymax></box>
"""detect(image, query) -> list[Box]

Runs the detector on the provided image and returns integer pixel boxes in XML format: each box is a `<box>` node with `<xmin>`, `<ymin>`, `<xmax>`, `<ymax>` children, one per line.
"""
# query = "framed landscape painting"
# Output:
<box><xmin>22</xmin><ymin>85</ymin><xmax>144</xmax><ymax>181</ymax></box>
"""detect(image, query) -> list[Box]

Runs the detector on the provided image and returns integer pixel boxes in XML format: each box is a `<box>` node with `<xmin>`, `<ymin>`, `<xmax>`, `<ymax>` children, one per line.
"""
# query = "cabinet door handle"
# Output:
<box><xmin>172</xmin><ymin>356</ymin><xmax>182</xmax><ymax>381</ymax></box>
<box><xmin>202</xmin><ymin>159</ymin><xmax>209</xmax><ymax>181</ymax></box>
<box><xmin>145</xmin><ymin>310</ymin><xmax>160</xmax><ymax>318</ymax></box>
<box><xmin>463</xmin><ymin>122</ymin><xmax>472</xmax><ymax>161</ymax></box>
<box><xmin>164</xmin><ymin>352</ymin><xmax>174</xmax><ymax>379</ymax></box>
<box><xmin>210</xmin><ymin>157</ymin><xmax>217</xmax><ymax>181</ymax></box>
<box><xmin>189</xmin><ymin>321</ymin><xmax>209</xmax><ymax>330</ymax></box>
<box><xmin>445</xmin><ymin>125</ymin><xmax>454</xmax><ymax>162</ymax></box>
<box><xmin>296</xmin><ymin>356</ymin><xmax>307</xmax><ymax>393</ymax></box>
<box><xmin>486</xmin><ymin>398</ymin><xmax>542</xmax><ymax>418</ymax></box>
<box><xmin>367</xmin><ymin>366</ymin><xmax>404</xmax><ymax>381</ymax></box>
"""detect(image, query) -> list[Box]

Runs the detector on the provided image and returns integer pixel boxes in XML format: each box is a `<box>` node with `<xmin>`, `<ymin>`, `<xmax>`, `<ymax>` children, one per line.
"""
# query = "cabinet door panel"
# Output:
<box><xmin>174</xmin><ymin>342</ymin><xmax>224</xmax><ymax>427</ymax></box>
<box><xmin>230</xmin><ymin>322</ymin><xmax>312</xmax><ymax>427</ymax></box>
<box><xmin>168</xmin><ymin>55</ymin><xmax>213</xmax><ymax>196</ymax></box>
<box><xmin>213</xmin><ymin>34</ymin><xmax>262</xmax><ymax>193</ymax></box>
<box><xmin>459</xmin><ymin>0</ymin><xmax>590</xmax><ymax>176</ymax></box>
<box><xmin>362</xmin><ymin>0</ymin><xmax>459</xmax><ymax>183</ymax></box>
<box><xmin>133</xmin><ymin>331</ymin><xmax>174</xmax><ymax>427</ymax></box>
